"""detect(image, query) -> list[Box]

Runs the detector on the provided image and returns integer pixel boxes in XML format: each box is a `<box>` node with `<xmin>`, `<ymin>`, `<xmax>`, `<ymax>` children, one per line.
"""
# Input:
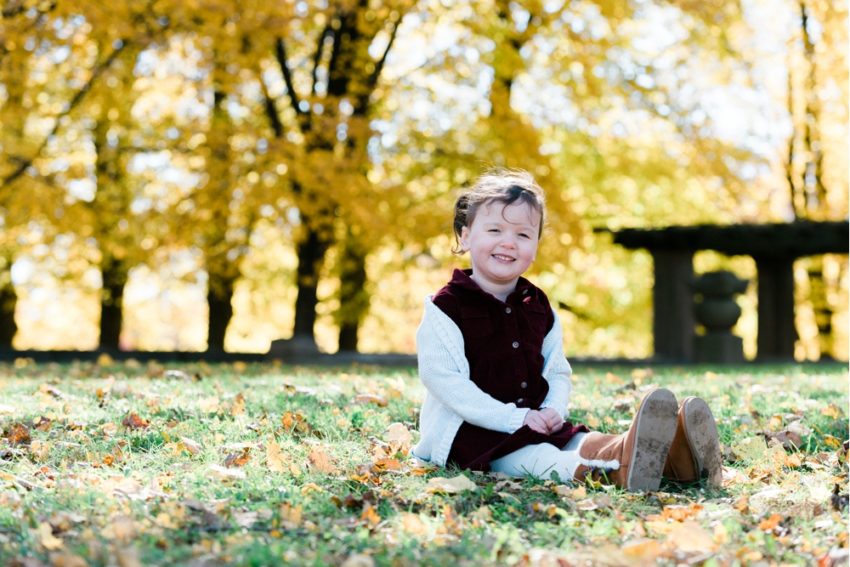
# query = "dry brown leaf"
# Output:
<box><xmin>6</xmin><ymin>423</ymin><xmax>31</xmax><ymax>446</ymax></box>
<box><xmin>665</xmin><ymin>521</ymin><xmax>717</xmax><ymax>554</ymax></box>
<box><xmin>355</xmin><ymin>393</ymin><xmax>388</xmax><ymax>407</ymax></box>
<box><xmin>371</xmin><ymin>458</ymin><xmax>402</xmax><ymax>473</ymax></box>
<box><xmin>231</xmin><ymin>392</ymin><xmax>246</xmax><ymax>417</ymax></box>
<box><xmin>48</xmin><ymin>551</ymin><xmax>87</xmax><ymax>567</ymax></box>
<box><xmin>121</xmin><ymin>413</ymin><xmax>149</xmax><ymax>430</ymax></box>
<box><xmin>224</xmin><ymin>447</ymin><xmax>251</xmax><ymax>468</ymax></box>
<box><xmin>308</xmin><ymin>446</ymin><xmax>338</xmax><ymax>474</ymax></box>
<box><xmin>266</xmin><ymin>439</ymin><xmax>287</xmax><ymax>473</ymax></box>
<box><xmin>384</xmin><ymin>423</ymin><xmax>412</xmax><ymax>453</ymax></box>
<box><xmin>179</xmin><ymin>437</ymin><xmax>202</xmax><ymax>456</ymax></box>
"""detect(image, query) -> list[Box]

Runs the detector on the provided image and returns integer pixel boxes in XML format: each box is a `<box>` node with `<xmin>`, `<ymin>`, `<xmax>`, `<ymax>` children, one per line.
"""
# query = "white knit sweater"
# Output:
<box><xmin>412</xmin><ymin>296</ymin><xmax>573</xmax><ymax>466</ymax></box>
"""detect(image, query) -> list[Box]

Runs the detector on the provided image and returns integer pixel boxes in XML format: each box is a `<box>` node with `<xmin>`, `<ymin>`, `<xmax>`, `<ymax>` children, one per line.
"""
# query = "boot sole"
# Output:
<box><xmin>681</xmin><ymin>397</ymin><xmax>723</xmax><ymax>487</ymax></box>
<box><xmin>626</xmin><ymin>388</ymin><xmax>678</xmax><ymax>492</ymax></box>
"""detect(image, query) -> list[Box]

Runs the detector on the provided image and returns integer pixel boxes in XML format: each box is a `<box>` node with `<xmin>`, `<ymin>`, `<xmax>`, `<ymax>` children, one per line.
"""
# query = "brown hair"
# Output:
<box><xmin>452</xmin><ymin>169</ymin><xmax>546</xmax><ymax>254</ymax></box>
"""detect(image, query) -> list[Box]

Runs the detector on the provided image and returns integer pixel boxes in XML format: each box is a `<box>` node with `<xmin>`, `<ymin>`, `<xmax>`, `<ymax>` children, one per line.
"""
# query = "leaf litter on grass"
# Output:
<box><xmin>0</xmin><ymin>362</ymin><xmax>846</xmax><ymax>566</ymax></box>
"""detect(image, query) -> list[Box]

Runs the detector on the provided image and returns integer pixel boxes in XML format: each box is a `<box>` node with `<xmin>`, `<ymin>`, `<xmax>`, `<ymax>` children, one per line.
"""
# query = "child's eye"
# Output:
<box><xmin>488</xmin><ymin>229</ymin><xmax>500</xmax><ymax>233</ymax></box>
<box><xmin>519</xmin><ymin>233</ymin><xmax>529</xmax><ymax>239</ymax></box>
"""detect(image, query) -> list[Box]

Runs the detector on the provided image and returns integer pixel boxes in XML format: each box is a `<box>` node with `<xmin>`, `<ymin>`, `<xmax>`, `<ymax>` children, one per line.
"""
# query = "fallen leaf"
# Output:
<box><xmin>208</xmin><ymin>464</ymin><xmax>246</xmax><ymax>481</ymax></box>
<box><xmin>666</xmin><ymin>521</ymin><xmax>717</xmax><ymax>553</ymax></box>
<box><xmin>308</xmin><ymin>446</ymin><xmax>338</xmax><ymax>474</ymax></box>
<box><xmin>6</xmin><ymin>423</ymin><xmax>31</xmax><ymax>446</ymax></box>
<box><xmin>384</xmin><ymin>423</ymin><xmax>412</xmax><ymax>453</ymax></box>
<box><xmin>224</xmin><ymin>447</ymin><xmax>251</xmax><ymax>468</ymax></box>
<box><xmin>231</xmin><ymin>392</ymin><xmax>246</xmax><ymax>417</ymax></box>
<box><xmin>355</xmin><ymin>393</ymin><xmax>388</xmax><ymax>407</ymax></box>
<box><xmin>37</xmin><ymin>522</ymin><xmax>63</xmax><ymax>551</ymax></box>
<box><xmin>280</xmin><ymin>503</ymin><xmax>302</xmax><ymax>529</ymax></box>
<box><xmin>399</xmin><ymin>512</ymin><xmax>429</xmax><ymax>535</ymax></box>
<box><xmin>360</xmin><ymin>504</ymin><xmax>381</xmax><ymax>527</ymax></box>
<box><xmin>121</xmin><ymin>413</ymin><xmax>149</xmax><ymax>430</ymax></box>
<box><xmin>426</xmin><ymin>475</ymin><xmax>477</xmax><ymax>494</ymax></box>
<box><xmin>179</xmin><ymin>437</ymin><xmax>202</xmax><ymax>456</ymax></box>
<box><xmin>371</xmin><ymin>458</ymin><xmax>402</xmax><ymax>473</ymax></box>
<box><xmin>622</xmin><ymin>539</ymin><xmax>664</xmax><ymax>562</ymax></box>
<box><xmin>758</xmin><ymin>513</ymin><xmax>783</xmax><ymax>531</ymax></box>
<box><xmin>266</xmin><ymin>439</ymin><xmax>287</xmax><ymax>473</ymax></box>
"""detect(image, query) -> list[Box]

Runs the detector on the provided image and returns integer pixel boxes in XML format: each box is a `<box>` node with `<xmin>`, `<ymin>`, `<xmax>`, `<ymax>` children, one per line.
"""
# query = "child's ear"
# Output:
<box><xmin>459</xmin><ymin>226</ymin><xmax>470</xmax><ymax>251</ymax></box>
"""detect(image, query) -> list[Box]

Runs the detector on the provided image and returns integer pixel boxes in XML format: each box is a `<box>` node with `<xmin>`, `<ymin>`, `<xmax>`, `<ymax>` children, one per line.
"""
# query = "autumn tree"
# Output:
<box><xmin>256</xmin><ymin>0</ymin><xmax>412</xmax><ymax>353</ymax></box>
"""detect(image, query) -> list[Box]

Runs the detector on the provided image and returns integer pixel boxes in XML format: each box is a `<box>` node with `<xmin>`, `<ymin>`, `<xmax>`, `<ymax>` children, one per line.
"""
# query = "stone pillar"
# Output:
<box><xmin>754</xmin><ymin>256</ymin><xmax>797</xmax><ymax>361</ymax></box>
<box><xmin>693</xmin><ymin>271</ymin><xmax>748</xmax><ymax>363</ymax></box>
<box><xmin>651</xmin><ymin>250</ymin><xmax>695</xmax><ymax>362</ymax></box>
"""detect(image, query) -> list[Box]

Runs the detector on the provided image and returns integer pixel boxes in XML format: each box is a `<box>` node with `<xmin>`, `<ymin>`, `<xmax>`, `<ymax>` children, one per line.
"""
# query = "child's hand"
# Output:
<box><xmin>522</xmin><ymin>410</ymin><xmax>551</xmax><ymax>434</ymax></box>
<box><xmin>538</xmin><ymin>407</ymin><xmax>565</xmax><ymax>433</ymax></box>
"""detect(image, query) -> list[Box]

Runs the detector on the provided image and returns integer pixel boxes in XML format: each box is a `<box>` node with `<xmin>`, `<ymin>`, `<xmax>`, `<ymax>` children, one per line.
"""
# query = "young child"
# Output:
<box><xmin>412</xmin><ymin>169</ymin><xmax>722</xmax><ymax>491</ymax></box>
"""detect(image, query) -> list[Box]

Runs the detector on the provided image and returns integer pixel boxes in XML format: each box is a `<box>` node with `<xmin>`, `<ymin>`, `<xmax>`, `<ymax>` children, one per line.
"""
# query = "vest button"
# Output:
<box><xmin>517</xmin><ymin>398</ymin><xmax>524</xmax><ymax>404</ymax></box>
<box><xmin>512</xmin><ymin>341</ymin><xmax>519</xmax><ymax>348</ymax></box>
<box><xmin>520</xmin><ymin>381</ymin><xmax>528</xmax><ymax>389</ymax></box>
<box><xmin>505</xmin><ymin>307</ymin><xmax>512</xmax><ymax>314</ymax></box>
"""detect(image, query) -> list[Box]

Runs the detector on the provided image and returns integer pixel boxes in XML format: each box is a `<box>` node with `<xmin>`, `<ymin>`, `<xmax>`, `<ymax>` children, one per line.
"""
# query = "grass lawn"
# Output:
<box><xmin>0</xmin><ymin>360</ymin><xmax>847</xmax><ymax>566</ymax></box>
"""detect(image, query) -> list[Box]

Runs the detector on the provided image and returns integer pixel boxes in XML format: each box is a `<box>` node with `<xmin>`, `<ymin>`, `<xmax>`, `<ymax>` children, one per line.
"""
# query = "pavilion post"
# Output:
<box><xmin>650</xmin><ymin>250</ymin><xmax>695</xmax><ymax>362</ymax></box>
<box><xmin>754</xmin><ymin>256</ymin><xmax>797</xmax><ymax>361</ymax></box>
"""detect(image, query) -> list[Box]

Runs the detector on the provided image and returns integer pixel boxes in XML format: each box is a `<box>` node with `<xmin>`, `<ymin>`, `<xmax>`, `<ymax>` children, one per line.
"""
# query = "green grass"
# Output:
<box><xmin>0</xmin><ymin>360</ymin><xmax>847</xmax><ymax>566</ymax></box>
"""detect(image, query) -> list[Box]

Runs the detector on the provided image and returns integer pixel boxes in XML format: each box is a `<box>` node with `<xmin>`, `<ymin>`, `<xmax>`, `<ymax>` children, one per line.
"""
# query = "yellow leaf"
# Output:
<box><xmin>37</xmin><ymin>522</ymin><xmax>63</xmax><ymax>550</ymax></box>
<box><xmin>360</xmin><ymin>504</ymin><xmax>381</xmax><ymax>527</ymax></box>
<box><xmin>266</xmin><ymin>439</ymin><xmax>287</xmax><ymax>473</ymax></box>
<box><xmin>426</xmin><ymin>475</ymin><xmax>477</xmax><ymax>494</ymax></box>
<box><xmin>758</xmin><ymin>513</ymin><xmax>783</xmax><ymax>531</ymax></box>
<box><xmin>280</xmin><ymin>503</ymin><xmax>302</xmax><ymax>529</ymax></box>
<box><xmin>622</xmin><ymin>539</ymin><xmax>664</xmax><ymax>561</ymax></box>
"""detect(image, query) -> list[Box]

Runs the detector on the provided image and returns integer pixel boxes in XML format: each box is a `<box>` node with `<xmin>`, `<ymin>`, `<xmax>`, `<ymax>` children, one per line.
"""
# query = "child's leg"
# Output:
<box><xmin>490</xmin><ymin>434</ymin><xmax>589</xmax><ymax>481</ymax></box>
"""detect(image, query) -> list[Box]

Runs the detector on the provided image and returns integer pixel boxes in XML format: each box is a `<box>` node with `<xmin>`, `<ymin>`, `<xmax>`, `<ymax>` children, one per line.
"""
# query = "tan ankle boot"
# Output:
<box><xmin>573</xmin><ymin>388</ymin><xmax>678</xmax><ymax>492</ymax></box>
<box><xmin>663</xmin><ymin>397</ymin><xmax>723</xmax><ymax>487</ymax></box>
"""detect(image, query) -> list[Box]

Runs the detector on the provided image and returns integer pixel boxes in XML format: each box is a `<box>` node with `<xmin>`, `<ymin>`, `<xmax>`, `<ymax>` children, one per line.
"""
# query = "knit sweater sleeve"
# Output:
<box><xmin>539</xmin><ymin>310</ymin><xmax>572</xmax><ymax>418</ymax></box>
<box><xmin>417</xmin><ymin>302</ymin><xmax>529</xmax><ymax>433</ymax></box>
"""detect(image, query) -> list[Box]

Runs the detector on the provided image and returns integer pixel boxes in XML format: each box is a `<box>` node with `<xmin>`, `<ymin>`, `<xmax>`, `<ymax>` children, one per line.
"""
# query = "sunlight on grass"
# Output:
<box><xmin>0</xmin><ymin>361</ymin><xmax>847</xmax><ymax>565</ymax></box>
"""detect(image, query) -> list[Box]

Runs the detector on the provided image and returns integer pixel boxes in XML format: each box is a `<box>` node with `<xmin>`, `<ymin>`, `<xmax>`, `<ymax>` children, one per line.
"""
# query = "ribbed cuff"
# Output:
<box><xmin>508</xmin><ymin>407</ymin><xmax>530</xmax><ymax>432</ymax></box>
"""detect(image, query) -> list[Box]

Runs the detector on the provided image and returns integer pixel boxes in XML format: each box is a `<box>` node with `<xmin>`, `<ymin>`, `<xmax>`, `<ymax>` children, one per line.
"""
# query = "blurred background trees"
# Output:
<box><xmin>1</xmin><ymin>0</ymin><xmax>846</xmax><ymax>360</ymax></box>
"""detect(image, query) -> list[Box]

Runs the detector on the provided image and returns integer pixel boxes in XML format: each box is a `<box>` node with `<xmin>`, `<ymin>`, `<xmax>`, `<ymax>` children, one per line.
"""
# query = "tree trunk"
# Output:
<box><xmin>207</xmin><ymin>271</ymin><xmax>235</xmax><ymax>353</ymax></box>
<box><xmin>0</xmin><ymin>275</ymin><xmax>17</xmax><ymax>349</ymax></box>
<box><xmin>337</xmin><ymin>236</ymin><xmax>369</xmax><ymax>352</ymax></box>
<box><xmin>292</xmin><ymin>224</ymin><xmax>331</xmax><ymax>351</ymax></box>
<box><xmin>99</xmin><ymin>256</ymin><xmax>128</xmax><ymax>351</ymax></box>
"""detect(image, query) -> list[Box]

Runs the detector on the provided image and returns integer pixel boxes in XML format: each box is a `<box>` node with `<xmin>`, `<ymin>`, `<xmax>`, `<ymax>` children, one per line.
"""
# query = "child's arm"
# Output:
<box><xmin>539</xmin><ymin>311</ymin><xmax>572</xmax><ymax>418</ymax></box>
<box><xmin>417</xmin><ymin>309</ymin><xmax>530</xmax><ymax>434</ymax></box>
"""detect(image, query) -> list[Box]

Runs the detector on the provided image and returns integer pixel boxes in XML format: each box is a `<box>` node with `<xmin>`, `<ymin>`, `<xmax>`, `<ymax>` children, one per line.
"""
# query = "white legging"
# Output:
<box><xmin>489</xmin><ymin>432</ymin><xmax>597</xmax><ymax>481</ymax></box>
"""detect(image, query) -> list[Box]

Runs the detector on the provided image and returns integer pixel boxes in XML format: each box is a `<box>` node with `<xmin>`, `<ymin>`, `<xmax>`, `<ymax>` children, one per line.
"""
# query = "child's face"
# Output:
<box><xmin>460</xmin><ymin>200</ymin><xmax>541</xmax><ymax>295</ymax></box>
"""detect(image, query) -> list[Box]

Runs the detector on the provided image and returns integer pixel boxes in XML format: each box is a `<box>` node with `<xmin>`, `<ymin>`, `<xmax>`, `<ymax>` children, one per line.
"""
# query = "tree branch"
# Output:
<box><xmin>2</xmin><ymin>40</ymin><xmax>128</xmax><ymax>187</ymax></box>
<box><xmin>310</xmin><ymin>24</ymin><xmax>332</xmax><ymax>98</ymax></box>
<box><xmin>275</xmin><ymin>37</ymin><xmax>304</xmax><ymax>116</ymax></box>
